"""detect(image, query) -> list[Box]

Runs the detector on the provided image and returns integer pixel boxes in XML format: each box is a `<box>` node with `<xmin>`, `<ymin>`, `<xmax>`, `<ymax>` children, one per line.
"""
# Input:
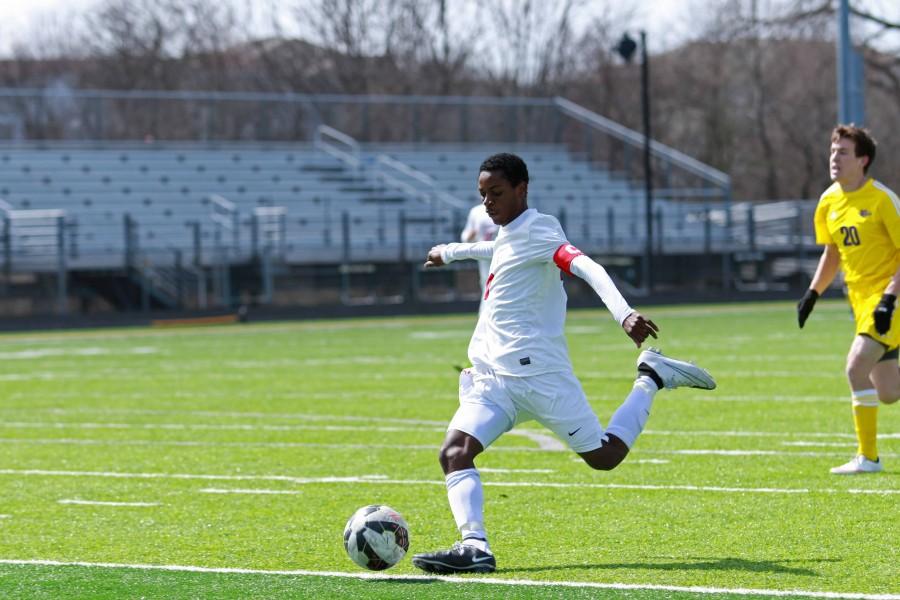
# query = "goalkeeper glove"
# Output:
<box><xmin>797</xmin><ymin>289</ymin><xmax>818</xmax><ymax>328</ymax></box>
<box><xmin>874</xmin><ymin>294</ymin><xmax>896</xmax><ymax>335</ymax></box>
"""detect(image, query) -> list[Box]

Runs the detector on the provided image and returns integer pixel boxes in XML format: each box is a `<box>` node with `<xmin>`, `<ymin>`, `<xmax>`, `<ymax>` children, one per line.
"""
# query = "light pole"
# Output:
<box><xmin>615</xmin><ymin>31</ymin><xmax>653</xmax><ymax>292</ymax></box>
<box><xmin>836</xmin><ymin>0</ymin><xmax>865</xmax><ymax>125</ymax></box>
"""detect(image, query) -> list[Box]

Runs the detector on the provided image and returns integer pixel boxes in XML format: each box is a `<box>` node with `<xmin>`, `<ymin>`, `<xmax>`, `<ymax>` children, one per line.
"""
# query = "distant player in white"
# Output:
<box><xmin>411</xmin><ymin>153</ymin><xmax>716</xmax><ymax>574</ymax></box>
<box><xmin>460</xmin><ymin>202</ymin><xmax>498</xmax><ymax>293</ymax></box>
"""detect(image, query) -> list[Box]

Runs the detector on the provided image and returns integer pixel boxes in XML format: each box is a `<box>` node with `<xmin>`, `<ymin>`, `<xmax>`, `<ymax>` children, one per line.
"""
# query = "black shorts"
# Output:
<box><xmin>860</xmin><ymin>333</ymin><xmax>898</xmax><ymax>362</ymax></box>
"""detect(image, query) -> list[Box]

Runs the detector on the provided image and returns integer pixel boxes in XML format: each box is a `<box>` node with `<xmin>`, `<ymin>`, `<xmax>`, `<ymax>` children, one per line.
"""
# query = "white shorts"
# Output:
<box><xmin>448</xmin><ymin>366</ymin><xmax>605</xmax><ymax>453</ymax></box>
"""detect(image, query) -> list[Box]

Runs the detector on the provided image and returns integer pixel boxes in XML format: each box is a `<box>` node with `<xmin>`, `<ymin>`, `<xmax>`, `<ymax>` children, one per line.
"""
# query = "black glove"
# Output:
<box><xmin>797</xmin><ymin>289</ymin><xmax>819</xmax><ymax>328</ymax></box>
<box><xmin>874</xmin><ymin>294</ymin><xmax>896</xmax><ymax>335</ymax></box>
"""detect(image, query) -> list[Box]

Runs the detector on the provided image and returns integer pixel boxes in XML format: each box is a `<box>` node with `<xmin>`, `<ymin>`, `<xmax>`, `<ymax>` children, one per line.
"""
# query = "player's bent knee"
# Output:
<box><xmin>878</xmin><ymin>393</ymin><xmax>899</xmax><ymax>405</ymax></box>
<box><xmin>578</xmin><ymin>435</ymin><xmax>629</xmax><ymax>471</ymax></box>
<box><xmin>438</xmin><ymin>432</ymin><xmax>483</xmax><ymax>473</ymax></box>
<box><xmin>438</xmin><ymin>443</ymin><xmax>465</xmax><ymax>470</ymax></box>
<box><xmin>581</xmin><ymin>452</ymin><xmax>625</xmax><ymax>471</ymax></box>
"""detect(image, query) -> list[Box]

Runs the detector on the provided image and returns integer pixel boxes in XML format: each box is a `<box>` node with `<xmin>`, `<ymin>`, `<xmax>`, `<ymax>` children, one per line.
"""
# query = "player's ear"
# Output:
<box><xmin>516</xmin><ymin>181</ymin><xmax>528</xmax><ymax>202</ymax></box>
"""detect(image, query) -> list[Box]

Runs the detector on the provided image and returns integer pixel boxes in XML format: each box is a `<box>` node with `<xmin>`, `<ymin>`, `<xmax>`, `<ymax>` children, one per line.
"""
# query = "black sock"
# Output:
<box><xmin>638</xmin><ymin>364</ymin><xmax>664</xmax><ymax>390</ymax></box>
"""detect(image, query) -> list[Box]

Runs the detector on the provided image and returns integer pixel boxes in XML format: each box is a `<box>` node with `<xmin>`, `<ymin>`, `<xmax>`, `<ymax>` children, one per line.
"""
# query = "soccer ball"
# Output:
<box><xmin>343</xmin><ymin>504</ymin><xmax>410</xmax><ymax>570</ymax></box>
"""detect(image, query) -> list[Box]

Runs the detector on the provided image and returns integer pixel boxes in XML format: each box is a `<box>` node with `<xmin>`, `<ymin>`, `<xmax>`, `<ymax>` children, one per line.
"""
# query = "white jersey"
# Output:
<box><xmin>445</xmin><ymin>208</ymin><xmax>571</xmax><ymax>376</ymax></box>
<box><xmin>461</xmin><ymin>204</ymin><xmax>498</xmax><ymax>289</ymax></box>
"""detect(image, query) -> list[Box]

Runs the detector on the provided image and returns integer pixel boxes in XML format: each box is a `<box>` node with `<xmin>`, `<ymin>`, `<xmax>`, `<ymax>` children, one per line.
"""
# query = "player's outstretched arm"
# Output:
<box><xmin>556</xmin><ymin>247</ymin><xmax>657</xmax><ymax>347</ymax></box>
<box><xmin>622</xmin><ymin>311</ymin><xmax>659</xmax><ymax>348</ymax></box>
<box><xmin>425</xmin><ymin>241</ymin><xmax>494</xmax><ymax>268</ymax></box>
<box><xmin>560</xmin><ymin>248</ymin><xmax>633</xmax><ymax>325</ymax></box>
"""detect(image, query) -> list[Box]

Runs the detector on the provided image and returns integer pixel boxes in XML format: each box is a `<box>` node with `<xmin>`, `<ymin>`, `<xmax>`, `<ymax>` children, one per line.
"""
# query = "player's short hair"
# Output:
<box><xmin>832</xmin><ymin>124</ymin><xmax>877</xmax><ymax>174</ymax></box>
<box><xmin>479</xmin><ymin>153</ymin><xmax>529</xmax><ymax>186</ymax></box>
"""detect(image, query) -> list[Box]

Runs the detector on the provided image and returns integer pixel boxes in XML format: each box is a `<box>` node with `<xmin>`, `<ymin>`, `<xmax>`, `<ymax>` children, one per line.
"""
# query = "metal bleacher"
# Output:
<box><xmin>0</xmin><ymin>91</ymin><xmax>756</xmax><ymax>313</ymax></box>
<box><xmin>0</xmin><ymin>137</ymin><xmax>741</xmax><ymax>277</ymax></box>
<box><xmin>369</xmin><ymin>143</ymin><xmax>725</xmax><ymax>255</ymax></box>
<box><xmin>0</xmin><ymin>142</ymin><xmax>442</xmax><ymax>271</ymax></box>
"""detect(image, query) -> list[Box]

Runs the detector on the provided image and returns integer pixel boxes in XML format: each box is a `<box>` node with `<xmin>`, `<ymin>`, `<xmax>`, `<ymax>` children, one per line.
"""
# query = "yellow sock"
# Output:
<box><xmin>852</xmin><ymin>391</ymin><xmax>879</xmax><ymax>461</ymax></box>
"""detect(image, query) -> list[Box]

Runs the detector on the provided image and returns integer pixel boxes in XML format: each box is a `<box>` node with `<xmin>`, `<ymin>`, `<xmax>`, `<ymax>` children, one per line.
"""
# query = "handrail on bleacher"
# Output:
<box><xmin>374</xmin><ymin>154</ymin><xmax>468</xmax><ymax>211</ymax></box>
<box><xmin>553</xmin><ymin>97</ymin><xmax>730</xmax><ymax>190</ymax></box>
<box><xmin>314</xmin><ymin>125</ymin><xmax>361</xmax><ymax>169</ymax></box>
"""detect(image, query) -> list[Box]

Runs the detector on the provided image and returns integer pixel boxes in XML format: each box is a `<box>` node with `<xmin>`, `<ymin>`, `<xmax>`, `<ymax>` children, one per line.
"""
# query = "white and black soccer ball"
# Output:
<box><xmin>343</xmin><ymin>504</ymin><xmax>410</xmax><ymax>570</ymax></box>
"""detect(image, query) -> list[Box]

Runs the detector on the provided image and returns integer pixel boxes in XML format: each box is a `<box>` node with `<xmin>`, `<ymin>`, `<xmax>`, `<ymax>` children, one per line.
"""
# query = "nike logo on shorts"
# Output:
<box><xmin>568</xmin><ymin>427</ymin><xmax>582</xmax><ymax>436</ymax></box>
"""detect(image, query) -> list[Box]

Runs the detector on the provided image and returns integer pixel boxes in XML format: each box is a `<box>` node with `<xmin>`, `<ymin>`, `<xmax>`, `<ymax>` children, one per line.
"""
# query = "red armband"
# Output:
<box><xmin>553</xmin><ymin>243</ymin><xmax>584</xmax><ymax>275</ymax></box>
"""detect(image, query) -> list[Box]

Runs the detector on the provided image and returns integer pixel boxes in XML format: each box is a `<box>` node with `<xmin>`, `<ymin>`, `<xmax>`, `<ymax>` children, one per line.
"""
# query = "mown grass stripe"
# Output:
<box><xmin>4</xmin><ymin>420</ymin><xmax>887</xmax><ymax>440</ymax></box>
<box><xmin>0</xmin><ymin>438</ymin><xmax>893</xmax><ymax>459</ymax></box>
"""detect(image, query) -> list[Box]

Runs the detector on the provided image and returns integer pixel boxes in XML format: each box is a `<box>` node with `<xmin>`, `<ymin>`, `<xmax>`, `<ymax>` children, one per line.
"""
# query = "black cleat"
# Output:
<box><xmin>411</xmin><ymin>542</ymin><xmax>496</xmax><ymax>574</ymax></box>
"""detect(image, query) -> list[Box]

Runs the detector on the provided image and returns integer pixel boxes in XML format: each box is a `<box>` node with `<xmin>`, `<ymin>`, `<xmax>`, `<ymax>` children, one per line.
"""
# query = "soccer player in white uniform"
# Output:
<box><xmin>461</xmin><ymin>202</ymin><xmax>498</xmax><ymax>293</ymax></box>
<box><xmin>411</xmin><ymin>153</ymin><xmax>716</xmax><ymax>574</ymax></box>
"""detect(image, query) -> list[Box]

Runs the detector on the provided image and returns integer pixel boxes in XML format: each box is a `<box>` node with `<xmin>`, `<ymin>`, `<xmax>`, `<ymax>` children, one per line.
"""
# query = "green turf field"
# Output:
<box><xmin>0</xmin><ymin>300</ymin><xmax>897</xmax><ymax>599</ymax></box>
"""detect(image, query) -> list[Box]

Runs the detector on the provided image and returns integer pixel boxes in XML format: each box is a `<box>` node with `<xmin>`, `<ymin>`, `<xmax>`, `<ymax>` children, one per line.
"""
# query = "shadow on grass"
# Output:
<box><xmin>503</xmin><ymin>556</ymin><xmax>839</xmax><ymax>577</ymax></box>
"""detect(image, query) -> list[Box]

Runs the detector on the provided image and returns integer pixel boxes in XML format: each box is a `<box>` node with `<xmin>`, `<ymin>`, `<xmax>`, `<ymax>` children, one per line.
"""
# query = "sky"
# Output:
<box><xmin>0</xmin><ymin>0</ymin><xmax>694</xmax><ymax>57</ymax></box>
<box><xmin>1</xmin><ymin>0</ymin><xmax>899</xmax><ymax>59</ymax></box>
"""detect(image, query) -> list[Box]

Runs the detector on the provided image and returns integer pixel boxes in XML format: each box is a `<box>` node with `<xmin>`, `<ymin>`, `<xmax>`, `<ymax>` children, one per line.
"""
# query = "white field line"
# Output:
<box><xmin>199</xmin><ymin>478</ymin><xmax>900</xmax><ymax>496</ymax></box>
<box><xmin>507</xmin><ymin>430</ymin><xmax>564</xmax><ymax>450</ymax></box>
<box><xmin>408</xmin><ymin>331</ymin><xmax>471</xmax><ymax>339</ymax></box>
<box><xmin>216</xmin><ymin>356</ymin><xmax>444</xmax><ymax>369</ymax></box>
<box><xmin>478</xmin><ymin>468</ymin><xmax>555</xmax><ymax>474</ymax></box>
<box><xmin>0</xmin><ymin>372</ymin><xmax>78</xmax><ymax>381</ymax></box>
<box><xmin>58</xmin><ymin>499</ymin><xmax>159</xmax><ymax>507</ymax></box>
<box><xmin>781</xmin><ymin>442</ymin><xmax>861</xmax><ymax>448</ymax></box>
<box><xmin>23</xmin><ymin>409</ymin><xmax>449</xmax><ymax>426</ymax></box>
<box><xmin>0</xmin><ymin>347</ymin><xmax>157</xmax><ymax>360</ymax></box>
<box><xmin>0</xmin><ymin>421</ymin><xmax>448</xmax><ymax>434</ymax></box>
<box><xmin>0</xmin><ymin>437</ymin><xmax>892</xmax><ymax>458</ymax></box>
<box><xmin>645</xmin><ymin>430</ymin><xmax>871</xmax><ymax>440</ymax></box>
<box><xmin>0</xmin><ymin>391</ymin><xmax>851</xmax><ymax>403</ymax></box>
<box><xmin>0</xmin><ymin>317</ymin><xmax>425</xmax><ymax>344</ymax></box>
<box><xmin>0</xmin><ymin>469</ymin><xmax>392</xmax><ymax>485</ymax></box>
<box><xmin>1</xmin><ymin>390</ymin><xmax>458</xmax><ymax>402</ymax></box>
<box><xmin>580</xmin><ymin>370</ymin><xmax>835</xmax><ymax>379</ymax></box>
<box><xmin>0</xmin><ymin>515</ymin><xmax>9</xmax><ymax>519</ymax></box>
<box><xmin>202</xmin><ymin>488</ymin><xmax>301</xmax><ymax>495</ymax></box>
<box><xmin>663</xmin><ymin>394</ymin><xmax>848</xmax><ymax>403</ymax></box>
<box><xmin>0</xmin><ymin>438</ymin><xmax>545</xmax><ymax>452</ymax></box>
<box><xmin>0</xmin><ymin>437</ymin><xmax>889</xmax><ymax>458</ymax></box>
<box><xmin>0</xmin><ymin>469</ymin><xmax>896</xmax><ymax>496</ymax></box>
<box><xmin>0</xmin><ymin>558</ymin><xmax>895</xmax><ymax>599</ymax></box>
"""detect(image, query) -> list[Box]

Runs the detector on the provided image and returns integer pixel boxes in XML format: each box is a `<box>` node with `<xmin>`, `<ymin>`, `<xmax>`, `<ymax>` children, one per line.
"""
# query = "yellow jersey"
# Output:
<box><xmin>814</xmin><ymin>178</ymin><xmax>900</xmax><ymax>294</ymax></box>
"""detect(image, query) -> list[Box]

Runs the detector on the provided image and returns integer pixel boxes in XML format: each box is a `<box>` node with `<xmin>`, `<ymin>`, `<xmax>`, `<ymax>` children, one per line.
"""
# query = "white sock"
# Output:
<box><xmin>605</xmin><ymin>376</ymin><xmax>657</xmax><ymax>448</ymax></box>
<box><xmin>445</xmin><ymin>468</ymin><xmax>490</xmax><ymax>551</ymax></box>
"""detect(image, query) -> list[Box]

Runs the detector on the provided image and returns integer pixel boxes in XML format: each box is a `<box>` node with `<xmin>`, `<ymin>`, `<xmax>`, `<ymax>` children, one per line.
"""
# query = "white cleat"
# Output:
<box><xmin>830</xmin><ymin>455</ymin><xmax>883</xmax><ymax>475</ymax></box>
<box><xmin>637</xmin><ymin>347</ymin><xmax>716</xmax><ymax>390</ymax></box>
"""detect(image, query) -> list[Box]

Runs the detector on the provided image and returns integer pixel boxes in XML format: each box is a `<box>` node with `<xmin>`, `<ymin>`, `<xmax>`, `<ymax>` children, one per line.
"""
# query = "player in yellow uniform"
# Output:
<box><xmin>797</xmin><ymin>124</ymin><xmax>900</xmax><ymax>474</ymax></box>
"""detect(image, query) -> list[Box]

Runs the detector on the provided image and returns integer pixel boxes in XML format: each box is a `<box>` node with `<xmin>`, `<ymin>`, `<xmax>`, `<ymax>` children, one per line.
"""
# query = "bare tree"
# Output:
<box><xmin>471</xmin><ymin>0</ymin><xmax>588</xmax><ymax>94</ymax></box>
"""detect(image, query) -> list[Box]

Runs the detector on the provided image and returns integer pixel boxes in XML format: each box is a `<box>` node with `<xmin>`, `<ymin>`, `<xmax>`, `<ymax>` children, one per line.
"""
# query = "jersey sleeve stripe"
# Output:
<box><xmin>873</xmin><ymin>180</ymin><xmax>900</xmax><ymax>216</ymax></box>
